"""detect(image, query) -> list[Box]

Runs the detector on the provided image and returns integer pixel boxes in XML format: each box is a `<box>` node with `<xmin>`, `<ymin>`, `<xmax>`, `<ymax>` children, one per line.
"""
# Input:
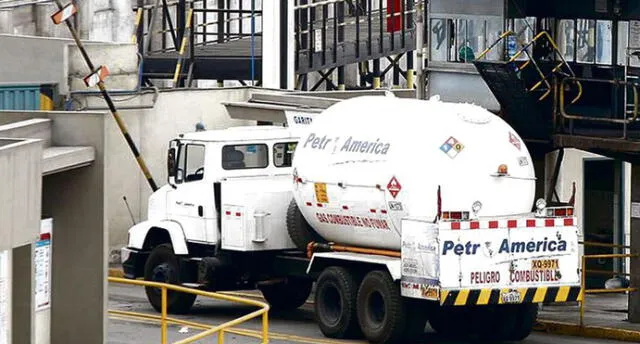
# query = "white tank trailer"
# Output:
<box><xmin>123</xmin><ymin>95</ymin><xmax>581</xmax><ymax>344</ymax></box>
<box><xmin>291</xmin><ymin>96</ymin><xmax>536</xmax><ymax>250</ymax></box>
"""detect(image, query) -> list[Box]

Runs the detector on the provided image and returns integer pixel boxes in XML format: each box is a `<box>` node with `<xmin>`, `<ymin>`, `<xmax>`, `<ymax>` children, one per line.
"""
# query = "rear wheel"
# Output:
<box><xmin>259</xmin><ymin>278</ymin><xmax>312</xmax><ymax>311</ymax></box>
<box><xmin>507</xmin><ymin>303</ymin><xmax>539</xmax><ymax>341</ymax></box>
<box><xmin>476</xmin><ymin>304</ymin><xmax>519</xmax><ymax>341</ymax></box>
<box><xmin>357</xmin><ymin>270</ymin><xmax>405</xmax><ymax>343</ymax></box>
<box><xmin>144</xmin><ymin>244</ymin><xmax>196</xmax><ymax>314</ymax></box>
<box><xmin>429</xmin><ymin>306</ymin><xmax>473</xmax><ymax>337</ymax></box>
<box><xmin>315</xmin><ymin>267</ymin><xmax>361</xmax><ymax>339</ymax></box>
<box><xmin>403</xmin><ymin>300</ymin><xmax>428</xmax><ymax>343</ymax></box>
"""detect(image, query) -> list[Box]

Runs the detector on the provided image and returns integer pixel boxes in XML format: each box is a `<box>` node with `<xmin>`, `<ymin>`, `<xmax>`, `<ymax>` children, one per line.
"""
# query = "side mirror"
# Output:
<box><xmin>167</xmin><ymin>148</ymin><xmax>176</xmax><ymax>177</ymax></box>
<box><xmin>167</xmin><ymin>139</ymin><xmax>179</xmax><ymax>188</ymax></box>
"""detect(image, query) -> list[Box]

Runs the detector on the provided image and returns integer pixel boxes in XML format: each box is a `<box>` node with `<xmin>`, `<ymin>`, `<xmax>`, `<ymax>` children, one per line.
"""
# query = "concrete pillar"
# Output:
<box><xmin>629</xmin><ymin>164</ymin><xmax>640</xmax><ymax>322</ymax></box>
<box><xmin>262</xmin><ymin>0</ymin><xmax>294</xmax><ymax>89</ymax></box>
<box><xmin>42</xmin><ymin>113</ymin><xmax>107</xmax><ymax>344</ymax></box>
<box><xmin>0</xmin><ymin>250</ymin><xmax>12</xmax><ymax>344</ymax></box>
<box><xmin>0</xmin><ymin>10</ymin><xmax>13</xmax><ymax>34</ymax></box>
<box><xmin>11</xmin><ymin>244</ymin><xmax>34</xmax><ymax>344</ymax></box>
<box><xmin>77</xmin><ymin>0</ymin><xmax>94</xmax><ymax>39</ymax></box>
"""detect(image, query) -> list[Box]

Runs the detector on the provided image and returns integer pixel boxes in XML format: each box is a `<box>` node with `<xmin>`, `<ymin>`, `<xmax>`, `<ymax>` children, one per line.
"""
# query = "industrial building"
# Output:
<box><xmin>0</xmin><ymin>0</ymin><xmax>639</xmax><ymax>343</ymax></box>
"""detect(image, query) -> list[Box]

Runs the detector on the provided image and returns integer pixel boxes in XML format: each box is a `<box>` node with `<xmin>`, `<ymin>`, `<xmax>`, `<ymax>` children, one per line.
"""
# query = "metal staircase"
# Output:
<box><xmin>473</xmin><ymin>30</ymin><xmax>581</xmax><ymax>143</ymax></box>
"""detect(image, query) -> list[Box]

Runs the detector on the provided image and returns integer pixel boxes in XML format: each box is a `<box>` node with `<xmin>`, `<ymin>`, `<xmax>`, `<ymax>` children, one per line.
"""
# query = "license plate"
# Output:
<box><xmin>500</xmin><ymin>290</ymin><xmax>521</xmax><ymax>304</ymax></box>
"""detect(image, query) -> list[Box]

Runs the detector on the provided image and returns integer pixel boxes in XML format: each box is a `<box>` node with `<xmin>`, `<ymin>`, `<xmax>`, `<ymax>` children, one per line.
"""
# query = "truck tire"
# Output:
<box><xmin>476</xmin><ymin>305</ymin><xmax>518</xmax><ymax>341</ymax></box>
<box><xmin>259</xmin><ymin>278</ymin><xmax>312</xmax><ymax>311</ymax></box>
<box><xmin>357</xmin><ymin>270</ymin><xmax>405</xmax><ymax>343</ymax></box>
<box><xmin>144</xmin><ymin>244</ymin><xmax>196</xmax><ymax>314</ymax></box>
<box><xmin>286</xmin><ymin>199</ymin><xmax>325</xmax><ymax>250</ymax></box>
<box><xmin>507</xmin><ymin>304</ymin><xmax>538</xmax><ymax>341</ymax></box>
<box><xmin>315</xmin><ymin>267</ymin><xmax>361</xmax><ymax>339</ymax></box>
<box><xmin>403</xmin><ymin>300</ymin><xmax>428</xmax><ymax>342</ymax></box>
<box><xmin>428</xmin><ymin>306</ymin><xmax>470</xmax><ymax>337</ymax></box>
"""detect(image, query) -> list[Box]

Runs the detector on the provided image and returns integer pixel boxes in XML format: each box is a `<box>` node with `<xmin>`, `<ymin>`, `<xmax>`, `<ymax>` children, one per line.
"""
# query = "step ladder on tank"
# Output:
<box><xmin>472</xmin><ymin>29</ymin><xmax>583</xmax><ymax>142</ymax></box>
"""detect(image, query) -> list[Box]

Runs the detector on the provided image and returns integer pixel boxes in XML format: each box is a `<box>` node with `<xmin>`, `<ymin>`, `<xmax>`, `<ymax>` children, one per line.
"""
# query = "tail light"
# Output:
<box><xmin>441</xmin><ymin>211</ymin><xmax>470</xmax><ymax>221</ymax></box>
<box><xmin>545</xmin><ymin>207</ymin><xmax>574</xmax><ymax>217</ymax></box>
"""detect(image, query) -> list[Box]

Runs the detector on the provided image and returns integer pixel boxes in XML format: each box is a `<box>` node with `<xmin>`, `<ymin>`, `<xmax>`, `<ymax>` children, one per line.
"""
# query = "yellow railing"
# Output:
<box><xmin>476</xmin><ymin>30</ymin><xmax>581</xmax><ymax>103</ymax></box>
<box><xmin>108</xmin><ymin>277</ymin><xmax>270</xmax><ymax>344</ymax></box>
<box><xmin>579</xmin><ymin>242</ymin><xmax>639</xmax><ymax>327</ymax></box>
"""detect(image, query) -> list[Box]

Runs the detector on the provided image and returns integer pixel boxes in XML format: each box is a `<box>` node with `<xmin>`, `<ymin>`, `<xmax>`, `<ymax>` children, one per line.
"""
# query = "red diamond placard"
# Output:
<box><xmin>387</xmin><ymin>176</ymin><xmax>402</xmax><ymax>198</ymax></box>
<box><xmin>509</xmin><ymin>132</ymin><xmax>521</xmax><ymax>150</ymax></box>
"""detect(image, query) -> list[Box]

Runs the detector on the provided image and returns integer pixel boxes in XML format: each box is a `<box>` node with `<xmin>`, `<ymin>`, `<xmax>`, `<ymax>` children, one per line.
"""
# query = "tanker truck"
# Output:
<box><xmin>121</xmin><ymin>95</ymin><xmax>582</xmax><ymax>343</ymax></box>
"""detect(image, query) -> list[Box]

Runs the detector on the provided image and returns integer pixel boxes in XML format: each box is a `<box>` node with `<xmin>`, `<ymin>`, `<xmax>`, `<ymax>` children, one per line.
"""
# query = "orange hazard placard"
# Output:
<box><xmin>314</xmin><ymin>183</ymin><xmax>329</xmax><ymax>203</ymax></box>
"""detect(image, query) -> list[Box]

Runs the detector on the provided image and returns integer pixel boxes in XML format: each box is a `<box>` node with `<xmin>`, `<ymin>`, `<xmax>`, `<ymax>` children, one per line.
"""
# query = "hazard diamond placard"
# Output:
<box><xmin>387</xmin><ymin>176</ymin><xmax>402</xmax><ymax>198</ymax></box>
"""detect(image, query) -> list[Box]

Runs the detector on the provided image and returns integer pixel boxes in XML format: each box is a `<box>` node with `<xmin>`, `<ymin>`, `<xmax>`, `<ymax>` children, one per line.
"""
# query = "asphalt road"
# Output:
<box><xmin>108</xmin><ymin>284</ymin><xmax>628</xmax><ymax>344</ymax></box>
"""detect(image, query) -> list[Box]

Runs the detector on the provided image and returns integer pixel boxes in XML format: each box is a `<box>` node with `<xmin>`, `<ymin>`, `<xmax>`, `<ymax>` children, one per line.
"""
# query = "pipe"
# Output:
<box><xmin>307</xmin><ymin>242</ymin><xmax>401</xmax><ymax>258</ymax></box>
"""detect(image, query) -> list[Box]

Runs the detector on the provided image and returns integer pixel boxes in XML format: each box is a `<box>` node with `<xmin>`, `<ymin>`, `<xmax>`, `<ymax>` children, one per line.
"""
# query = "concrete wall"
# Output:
<box><xmin>545</xmin><ymin>148</ymin><xmax>632</xmax><ymax>271</ymax></box>
<box><xmin>0</xmin><ymin>0</ymin><xmax>133</xmax><ymax>41</ymax></box>
<box><xmin>75</xmin><ymin>87</ymin><xmax>263</xmax><ymax>259</ymax></box>
<box><xmin>40</xmin><ymin>111</ymin><xmax>107</xmax><ymax>344</ymax></box>
<box><xmin>0</xmin><ymin>34</ymin><xmax>72</xmax><ymax>88</ymax></box>
<box><xmin>0</xmin><ymin>110</ymin><xmax>108</xmax><ymax>344</ymax></box>
<box><xmin>0</xmin><ymin>138</ymin><xmax>43</xmax><ymax>251</ymax></box>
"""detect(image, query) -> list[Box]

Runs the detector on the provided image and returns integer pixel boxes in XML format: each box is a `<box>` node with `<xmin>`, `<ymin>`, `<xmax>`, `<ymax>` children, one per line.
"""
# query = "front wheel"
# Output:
<box><xmin>144</xmin><ymin>244</ymin><xmax>196</xmax><ymax>314</ymax></box>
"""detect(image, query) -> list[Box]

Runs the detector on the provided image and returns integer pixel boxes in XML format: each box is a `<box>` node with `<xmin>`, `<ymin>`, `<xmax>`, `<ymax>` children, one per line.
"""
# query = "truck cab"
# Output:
<box><xmin>122</xmin><ymin>126</ymin><xmax>311</xmax><ymax>313</ymax></box>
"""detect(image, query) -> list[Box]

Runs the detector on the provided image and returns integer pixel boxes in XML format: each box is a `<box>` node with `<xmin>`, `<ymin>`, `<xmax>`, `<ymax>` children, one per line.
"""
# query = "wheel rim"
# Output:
<box><xmin>366</xmin><ymin>290</ymin><xmax>386</xmax><ymax>328</ymax></box>
<box><xmin>149</xmin><ymin>263</ymin><xmax>173</xmax><ymax>295</ymax></box>
<box><xmin>320</xmin><ymin>283</ymin><xmax>342</xmax><ymax>326</ymax></box>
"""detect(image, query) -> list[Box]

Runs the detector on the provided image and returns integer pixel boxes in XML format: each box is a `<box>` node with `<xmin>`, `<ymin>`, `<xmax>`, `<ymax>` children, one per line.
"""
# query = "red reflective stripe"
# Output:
<box><xmin>470</xmin><ymin>221</ymin><xmax>480</xmax><ymax>229</ymax></box>
<box><xmin>507</xmin><ymin>220</ymin><xmax>517</xmax><ymax>228</ymax></box>
<box><xmin>305</xmin><ymin>202</ymin><xmax>312</xmax><ymax>206</ymax></box>
<box><xmin>235</xmin><ymin>212</ymin><xmax>241</xmax><ymax>217</ymax></box>
<box><xmin>526</xmin><ymin>219</ymin><xmax>536</xmax><ymax>227</ymax></box>
<box><xmin>342</xmin><ymin>205</ymin><xmax>349</xmax><ymax>210</ymax></box>
<box><xmin>545</xmin><ymin>219</ymin><xmax>555</xmax><ymax>227</ymax></box>
<box><xmin>564</xmin><ymin>218</ymin><xmax>574</xmax><ymax>226</ymax></box>
<box><xmin>489</xmin><ymin>221</ymin><xmax>499</xmax><ymax>229</ymax></box>
<box><xmin>451</xmin><ymin>222</ymin><xmax>461</xmax><ymax>230</ymax></box>
<box><xmin>381</xmin><ymin>209</ymin><xmax>388</xmax><ymax>214</ymax></box>
<box><xmin>317</xmin><ymin>203</ymin><xmax>323</xmax><ymax>207</ymax></box>
<box><xmin>225</xmin><ymin>211</ymin><xmax>231</xmax><ymax>216</ymax></box>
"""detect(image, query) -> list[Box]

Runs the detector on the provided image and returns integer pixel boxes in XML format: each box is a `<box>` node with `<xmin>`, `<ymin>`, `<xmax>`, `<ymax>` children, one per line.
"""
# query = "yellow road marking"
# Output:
<box><xmin>109</xmin><ymin>313</ymin><xmax>364</xmax><ymax>344</ymax></box>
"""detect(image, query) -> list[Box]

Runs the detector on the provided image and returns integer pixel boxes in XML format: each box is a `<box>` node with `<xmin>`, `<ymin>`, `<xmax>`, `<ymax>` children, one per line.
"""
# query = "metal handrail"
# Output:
<box><xmin>476</xmin><ymin>30</ymin><xmax>582</xmax><ymax>103</ymax></box>
<box><xmin>580</xmin><ymin>253</ymin><xmax>639</xmax><ymax>327</ymax></box>
<box><xmin>559</xmin><ymin>77</ymin><xmax>640</xmax><ymax>139</ymax></box>
<box><xmin>108</xmin><ymin>277</ymin><xmax>269</xmax><ymax>344</ymax></box>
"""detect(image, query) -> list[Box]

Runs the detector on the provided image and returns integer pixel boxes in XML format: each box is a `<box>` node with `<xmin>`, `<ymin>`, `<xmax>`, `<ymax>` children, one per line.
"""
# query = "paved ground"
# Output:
<box><xmin>107</xmin><ymin>284</ymin><xmax>632</xmax><ymax>344</ymax></box>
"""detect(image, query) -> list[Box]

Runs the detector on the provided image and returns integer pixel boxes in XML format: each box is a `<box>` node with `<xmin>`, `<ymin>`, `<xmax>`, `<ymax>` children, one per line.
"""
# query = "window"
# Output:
<box><xmin>576</xmin><ymin>19</ymin><xmax>596</xmax><ymax>63</ymax></box>
<box><xmin>222</xmin><ymin>144</ymin><xmax>268</xmax><ymax>170</ymax></box>
<box><xmin>176</xmin><ymin>144</ymin><xmax>206</xmax><ymax>183</ymax></box>
<box><xmin>557</xmin><ymin>19</ymin><xmax>576</xmax><ymax>62</ymax></box>
<box><xmin>273</xmin><ymin>142</ymin><xmax>297</xmax><ymax>167</ymax></box>
<box><xmin>429</xmin><ymin>16</ymin><xmax>501</xmax><ymax>63</ymax></box>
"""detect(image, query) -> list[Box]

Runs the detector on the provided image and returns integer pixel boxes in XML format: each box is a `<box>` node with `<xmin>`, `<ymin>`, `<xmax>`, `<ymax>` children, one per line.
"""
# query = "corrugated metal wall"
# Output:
<box><xmin>0</xmin><ymin>85</ymin><xmax>40</xmax><ymax>110</ymax></box>
<box><xmin>0</xmin><ymin>85</ymin><xmax>55</xmax><ymax>110</ymax></box>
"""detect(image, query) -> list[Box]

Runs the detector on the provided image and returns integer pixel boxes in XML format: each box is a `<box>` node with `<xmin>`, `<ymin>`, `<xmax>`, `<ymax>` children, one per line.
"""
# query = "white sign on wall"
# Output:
<box><xmin>35</xmin><ymin>219</ymin><xmax>52</xmax><ymax>312</ymax></box>
<box><xmin>0</xmin><ymin>250</ymin><xmax>9</xmax><ymax>344</ymax></box>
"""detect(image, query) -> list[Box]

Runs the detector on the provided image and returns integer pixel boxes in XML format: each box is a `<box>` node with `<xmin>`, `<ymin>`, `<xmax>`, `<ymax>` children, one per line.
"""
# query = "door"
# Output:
<box><xmin>583</xmin><ymin>159</ymin><xmax>616</xmax><ymax>289</ymax></box>
<box><xmin>167</xmin><ymin>142</ymin><xmax>214</xmax><ymax>243</ymax></box>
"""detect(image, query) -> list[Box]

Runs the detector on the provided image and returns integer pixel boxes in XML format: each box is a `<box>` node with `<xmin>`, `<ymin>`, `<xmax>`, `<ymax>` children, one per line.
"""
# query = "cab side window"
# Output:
<box><xmin>273</xmin><ymin>142</ymin><xmax>297</xmax><ymax>167</ymax></box>
<box><xmin>222</xmin><ymin>144</ymin><xmax>268</xmax><ymax>170</ymax></box>
<box><xmin>176</xmin><ymin>144</ymin><xmax>206</xmax><ymax>183</ymax></box>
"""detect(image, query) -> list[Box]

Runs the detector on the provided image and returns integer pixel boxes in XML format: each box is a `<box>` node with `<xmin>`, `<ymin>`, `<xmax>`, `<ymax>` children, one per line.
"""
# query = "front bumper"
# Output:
<box><xmin>121</xmin><ymin>247</ymin><xmax>148</xmax><ymax>279</ymax></box>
